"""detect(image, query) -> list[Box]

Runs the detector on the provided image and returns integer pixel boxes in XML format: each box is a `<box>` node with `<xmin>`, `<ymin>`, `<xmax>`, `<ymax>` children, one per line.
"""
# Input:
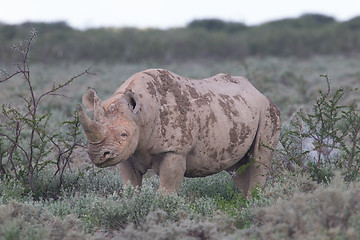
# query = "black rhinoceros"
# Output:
<box><xmin>78</xmin><ymin>69</ymin><xmax>280</xmax><ymax>197</ymax></box>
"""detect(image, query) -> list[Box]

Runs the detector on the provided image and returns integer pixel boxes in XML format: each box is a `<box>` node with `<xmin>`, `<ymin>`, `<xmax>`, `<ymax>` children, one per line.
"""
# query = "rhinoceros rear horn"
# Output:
<box><xmin>82</xmin><ymin>88</ymin><xmax>97</xmax><ymax>112</ymax></box>
<box><xmin>82</xmin><ymin>88</ymin><xmax>105</xmax><ymax>121</ymax></box>
<box><xmin>77</xmin><ymin>104</ymin><xmax>105</xmax><ymax>142</ymax></box>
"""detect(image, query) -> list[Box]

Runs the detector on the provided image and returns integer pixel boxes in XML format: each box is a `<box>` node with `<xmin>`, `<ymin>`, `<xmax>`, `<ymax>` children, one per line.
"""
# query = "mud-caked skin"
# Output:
<box><xmin>78</xmin><ymin>69</ymin><xmax>281</xmax><ymax>197</ymax></box>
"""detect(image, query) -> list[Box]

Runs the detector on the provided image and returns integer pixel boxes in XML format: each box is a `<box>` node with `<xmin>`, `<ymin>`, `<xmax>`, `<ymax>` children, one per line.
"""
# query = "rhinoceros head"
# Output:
<box><xmin>78</xmin><ymin>88</ymin><xmax>140</xmax><ymax>168</ymax></box>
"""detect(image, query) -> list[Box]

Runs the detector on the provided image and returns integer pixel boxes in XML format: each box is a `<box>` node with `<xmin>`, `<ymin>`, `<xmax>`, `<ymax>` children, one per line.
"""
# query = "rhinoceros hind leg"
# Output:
<box><xmin>227</xmin><ymin>153</ymin><xmax>253</xmax><ymax>198</ymax></box>
<box><xmin>228</xmin><ymin>147</ymin><xmax>273</xmax><ymax>198</ymax></box>
<box><xmin>228</xmin><ymin>114</ymin><xmax>279</xmax><ymax>198</ymax></box>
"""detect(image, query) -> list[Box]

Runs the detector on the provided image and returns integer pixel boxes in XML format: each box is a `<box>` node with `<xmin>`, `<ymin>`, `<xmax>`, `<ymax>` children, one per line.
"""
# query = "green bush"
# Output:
<box><xmin>276</xmin><ymin>75</ymin><xmax>360</xmax><ymax>184</ymax></box>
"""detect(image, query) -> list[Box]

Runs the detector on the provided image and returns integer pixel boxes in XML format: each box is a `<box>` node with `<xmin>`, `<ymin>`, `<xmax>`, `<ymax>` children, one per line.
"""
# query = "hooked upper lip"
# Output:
<box><xmin>95</xmin><ymin>153</ymin><xmax>119</xmax><ymax>168</ymax></box>
<box><xmin>95</xmin><ymin>162</ymin><xmax>107</xmax><ymax>168</ymax></box>
<box><xmin>96</xmin><ymin>159</ymin><xmax>113</xmax><ymax>168</ymax></box>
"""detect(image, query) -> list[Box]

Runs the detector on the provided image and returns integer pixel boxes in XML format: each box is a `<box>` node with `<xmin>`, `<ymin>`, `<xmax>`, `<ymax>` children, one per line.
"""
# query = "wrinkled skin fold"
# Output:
<box><xmin>78</xmin><ymin>69</ymin><xmax>281</xmax><ymax>197</ymax></box>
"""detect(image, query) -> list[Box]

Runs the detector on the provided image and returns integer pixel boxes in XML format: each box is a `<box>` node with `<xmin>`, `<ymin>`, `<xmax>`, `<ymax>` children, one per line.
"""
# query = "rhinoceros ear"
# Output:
<box><xmin>82</xmin><ymin>88</ymin><xmax>101</xmax><ymax>112</ymax></box>
<box><xmin>124</xmin><ymin>90</ymin><xmax>140</xmax><ymax>115</ymax></box>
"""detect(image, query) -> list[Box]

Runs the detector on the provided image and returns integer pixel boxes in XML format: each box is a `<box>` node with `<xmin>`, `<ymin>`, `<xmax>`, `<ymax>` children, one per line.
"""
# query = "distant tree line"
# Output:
<box><xmin>0</xmin><ymin>13</ymin><xmax>360</xmax><ymax>64</ymax></box>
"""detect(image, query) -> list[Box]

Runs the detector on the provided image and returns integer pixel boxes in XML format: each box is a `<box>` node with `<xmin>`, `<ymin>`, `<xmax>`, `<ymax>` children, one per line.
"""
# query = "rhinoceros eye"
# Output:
<box><xmin>120</xmin><ymin>133</ymin><xmax>128</xmax><ymax>139</ymax></box>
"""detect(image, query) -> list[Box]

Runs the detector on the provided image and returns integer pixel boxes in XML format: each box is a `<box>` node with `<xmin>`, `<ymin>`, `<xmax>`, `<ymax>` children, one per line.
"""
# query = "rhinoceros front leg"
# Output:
<box><xmin>118</xmin><ymin>157</ymin><xmax>144</xmax><ymax>189</ymax></box>
<box><xmin>157</xmin><ymin>152</ymin><xmax>186</xmax><ymax>194</ymax></box>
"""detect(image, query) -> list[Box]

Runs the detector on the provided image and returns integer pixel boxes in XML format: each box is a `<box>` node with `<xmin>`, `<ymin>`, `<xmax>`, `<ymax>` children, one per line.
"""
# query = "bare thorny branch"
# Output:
<box><xmin>0</xmin><ymin>30</ymin><xmax>92</xmax><ymax>196</ymax></box>
<box><xmin>37</xmin><ymin>66</ymin><xmax>94</xmax><ymax>105</ymax></box>
<box><xmin>0</xmin><ymin>30</ymin><xmax>36</xmax><ymax>83</ymax></box>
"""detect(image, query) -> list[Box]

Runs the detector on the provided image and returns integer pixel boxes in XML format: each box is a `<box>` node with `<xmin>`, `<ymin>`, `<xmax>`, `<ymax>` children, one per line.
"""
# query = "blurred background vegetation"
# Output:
<box><xmin>0</xmin><ymin>13</ymin><xmax>360</xmax><ymax>64</ymax></box>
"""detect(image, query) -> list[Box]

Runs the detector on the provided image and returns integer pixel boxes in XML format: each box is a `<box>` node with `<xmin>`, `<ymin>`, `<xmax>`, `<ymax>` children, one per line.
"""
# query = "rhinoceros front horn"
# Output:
<box><xmin>77</xmin><ymin>105</ymin><xmax>105</xmax><ymax>142</ymax></box>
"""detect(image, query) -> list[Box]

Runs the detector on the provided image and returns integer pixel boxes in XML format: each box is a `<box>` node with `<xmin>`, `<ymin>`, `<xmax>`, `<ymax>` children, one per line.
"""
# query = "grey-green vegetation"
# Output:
<box><xmin>1</xmin><ymin>20</ymin><xmax>360</xmax><ymax>239</ymax></box>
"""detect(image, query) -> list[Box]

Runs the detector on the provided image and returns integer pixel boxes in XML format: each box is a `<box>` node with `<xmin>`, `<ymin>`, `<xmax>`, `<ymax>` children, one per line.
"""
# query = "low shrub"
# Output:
<box><xmin>237</xmin><ymin>168</ymin><xmax>319</xmax><ymax>230</ymax></box>
<box><xmin>0</xmin><ymin>201</ymin><xmax>95</xmax><ymax>240</ymax></box>
<box><xmin>235</xmin><ymin>174</ymin><xmax>360</xmax><ymax>239</ymax></box>
<box><xmin>1</xmin><ymin>165</ymin><xmax>236</xmax><ymax>232</ymax></box>
<box><xmin>113</xmin><ymin>210</ymin><xmax>236</xmax><ymax>240</ymax></box>
<box><xmin>45</xmin><ymin>174</ymin><xmax>221</xmax><ymax>232</ymax></box>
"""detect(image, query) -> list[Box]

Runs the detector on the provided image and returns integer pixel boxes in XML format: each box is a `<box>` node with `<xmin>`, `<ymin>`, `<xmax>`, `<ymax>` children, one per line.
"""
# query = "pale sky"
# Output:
<box><xmin>1</xmin><ymin>0</ymin><xmax>359</xmax><ymax>29</ymax></box>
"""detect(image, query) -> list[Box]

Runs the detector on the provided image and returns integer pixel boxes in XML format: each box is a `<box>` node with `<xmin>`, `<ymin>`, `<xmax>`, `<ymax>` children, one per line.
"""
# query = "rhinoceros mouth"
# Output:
<box><xmin>95</xmin><ymin>161</ymin><xmax>112</xmax><ymax>168</ymax></box>
<box><xmin>95</xmin><ymin>159</ymin><xmax>116</xmax><ymax>168</ymax></box>
<box><xmin>95</xmin><ymin>154</ymin><xmax>121</xmax><ymax>168</ymax></box>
